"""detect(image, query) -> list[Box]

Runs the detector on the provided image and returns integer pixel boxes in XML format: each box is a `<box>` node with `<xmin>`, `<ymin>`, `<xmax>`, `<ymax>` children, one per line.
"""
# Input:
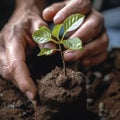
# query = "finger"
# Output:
<box><xmin>81</xmin><ymin>51</ymin><xmax>108</xmax><ymax>66</ymax></box>
<box><xmin>26</xmin><ymin>15</ymin><xmax>56</xmax><ymax>54</ymax></box>
<box><xmin>0</xmin><ymin>33</ymin><xmax>10</xmax><ymax>79</ymax></box>
<box><xmin>43</xmin><ymin>2</ymin><xmax>66</xmax><ymax>21</ymax></box>
<box><xmin>70</xmin><ymin>9</ymin><xmax>104</xmax><ymax>43</ymax></box>
<box><xmin>27</xmin><ymin>15</ymin><xmax>48</xmax><ymax>45</ymax></box>
<box><xmin>38</xmin><ymin>42</ymin><xmax>57</xmax><ymax>51</ymax></box>
<box><xmin>30</xmin><ymin>15</ymin><xmax>48</xmax><ymax>33</ymax></box>
<box><xmin>6</xmin><ymin>38</ymin><xmax>37</xmax><ymax>105</ymax></box>
<box><xmin>64</xmin><ymin>29</ymin><xmax>109</xmax><ymax>62</ymax></box>
<box><xmin>53</xmin><ymin>0</ymin><xmax>91</xmax><ymax>24</ymax></box>
<box><xmin>29</xmin><ymin>15</ymin><xmax>57</xmax><ymax>51</ymax></box>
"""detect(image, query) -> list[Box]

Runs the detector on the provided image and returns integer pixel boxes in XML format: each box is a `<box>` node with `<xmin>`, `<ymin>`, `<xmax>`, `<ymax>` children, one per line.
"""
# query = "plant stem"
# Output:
<box><xmin>58</xmin><ymin>43</ymin><xmax>66</xmax><ymax>76</ymax></box>
<box><xmin>61</xmin><ymin>32</ymin><xmax>66</xmax><ymax>42</ymax></box>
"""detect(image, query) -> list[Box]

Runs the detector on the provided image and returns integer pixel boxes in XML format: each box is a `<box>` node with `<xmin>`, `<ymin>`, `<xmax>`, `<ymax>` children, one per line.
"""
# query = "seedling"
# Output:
<box><xmin>32</xmin><ymin>14</ymin><xmax>85</xmax><ymax>75</ymax></box>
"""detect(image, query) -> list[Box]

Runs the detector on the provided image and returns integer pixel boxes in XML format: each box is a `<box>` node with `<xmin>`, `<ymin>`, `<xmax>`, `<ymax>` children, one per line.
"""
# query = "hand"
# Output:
<box><xmin>42</xmin><ymin>0</ymin><xmax>109</xmax><ymax>66</ymax></box>
<box><xmin>0</xmin><ymin>7</ymin><xmax>47</xmax><ymax>105</ymax></box>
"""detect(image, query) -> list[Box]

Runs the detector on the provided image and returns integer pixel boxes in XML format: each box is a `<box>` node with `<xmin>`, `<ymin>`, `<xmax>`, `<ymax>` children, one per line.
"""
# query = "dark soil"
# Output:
<box><xmin>0</xmin><ymin>48</ymin><xmax>120</xmax><ymax>120</ymax></box>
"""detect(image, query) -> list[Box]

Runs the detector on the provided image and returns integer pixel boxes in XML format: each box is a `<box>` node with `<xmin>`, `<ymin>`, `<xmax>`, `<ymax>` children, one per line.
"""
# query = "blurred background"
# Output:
<box><xmin>0</xmin><ymin>0</ymin><xmax>120</xmax><ymax>49</ymax></box>
<box><xmin>92</xmin><ymin>0</ymin><xmax>120</xmax><ymax>49</ymax></box>
<box><xmin>0</xmin><ymin>0</ymin><xmax>15</xmax><ymax>30</ymax></box>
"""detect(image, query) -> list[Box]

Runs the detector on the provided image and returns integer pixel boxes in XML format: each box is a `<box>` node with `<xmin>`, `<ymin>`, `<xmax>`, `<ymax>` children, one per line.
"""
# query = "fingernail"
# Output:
<box><xmin>46</xmin><ymin>7</ymin><xmax>54</xmax><ymax>12</ymax></box>
<box><xmin>31</xmin><ymin>100</ymin><xmax>38</xmax><ymax>106</ymax></box>
<box><xmin>26</xmin><ymin>91</ymin><xmax>38</xmax><ymax>106</ymax></box>
<box><xmin>54</xmin><ymin>14</ymin><xmax>65</xmax><ymax>23</ymax></box>
<box><xmin>26</xmin><ymin>91</ymin><xmax>33</xmax><ymax>100</ymax></box>
<box><xmin>43</xmin><ymin>43</ymin><xmax>51</xmax><ymax>48</ymax></box>
<box><xmin>43</xmin><ymin>42</ymin><xmax>56</xmax><ymax>49</ymax></box>
<box><xmin>64</xmin><ymin>51</ymin><xmax>76</xmax><ymax>61</ymax></box>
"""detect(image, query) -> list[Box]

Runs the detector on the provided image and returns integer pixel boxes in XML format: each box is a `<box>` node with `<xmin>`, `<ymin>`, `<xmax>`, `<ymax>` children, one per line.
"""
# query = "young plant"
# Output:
<box><xmin>32</xmin><ymin>14</ymin><xmax>85</xmax><ymax>75</ymax></box>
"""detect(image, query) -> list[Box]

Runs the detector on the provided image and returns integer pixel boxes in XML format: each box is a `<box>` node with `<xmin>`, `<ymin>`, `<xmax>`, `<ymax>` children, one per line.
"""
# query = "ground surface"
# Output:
<box><xmin>0</xmin><ymin>48</ymin><xmax>120</xmax><ymax>120</ymax></box>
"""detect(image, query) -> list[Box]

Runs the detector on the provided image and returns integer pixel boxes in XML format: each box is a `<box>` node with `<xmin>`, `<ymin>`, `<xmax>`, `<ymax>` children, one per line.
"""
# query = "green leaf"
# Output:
<box><xmin>63</xmin><ymin>14</ymin><xmax>85</xmax><ymax>33</ymax></box>
<box><xmin>39</xmin><ymin>26</ymin><xmax>51</xmax><ymax>33</ymax></box>
<box><xmin>52</xmin><ymin>24</ymin><xmax>63</xmax><ymax>39</ymax></box>
<box><xmin>37</xmin><ymin>48</ymin><xmax>54</xmax><ymax>56</ymax></box>
<box><xmin>32</xmin><ymin>29</ymin><xmax>52</xmax><ymax>43</ymax></box>
<box><xmin>61</xmin><ymin>38</ymin><xmax>82</xmax><ymax>50</ymax></box>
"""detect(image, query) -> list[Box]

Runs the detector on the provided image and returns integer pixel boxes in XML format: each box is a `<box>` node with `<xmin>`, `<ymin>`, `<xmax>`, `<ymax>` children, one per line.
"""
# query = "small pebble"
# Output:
<box><xmin>87</xmin><ymin>98</ymin><xmax>94</xmax><ymax>105</ymax></box>
<box><xmin>7</xmin><ymin>104</ymin><xmax>16</xmax><ymax>109</ymax></box>
<box><xmin>0</xmin><ymin>93</ymin><xmax>3</xmax><ymax>96</ymax></box>
<box><xmin>23</xmin><ymin>112</ymin><xmax>27</xmax><ymax>115</ymax></box>
<box><xmin>98</xmin><ymin>102</ymin><xmax>108</xmax><ymax>117</ymax></box>
<box><xmin>99</xmin><ymin>102</ymin><xmax>104</xmax><ymax>111</ymax></box>
<box><xmin>93</xmin><ymin>72</ymin><xmax>102</xmax><ymax>79</ymax></box>
<box><xmin>103</xmin><ymin>74</ymin><xmax>111</xmax><ymax>82</ymax></box>
<box><xmin>86</xmin><ymin>84</ymin><xmax>91</xmax><ymax>90</ymax></box>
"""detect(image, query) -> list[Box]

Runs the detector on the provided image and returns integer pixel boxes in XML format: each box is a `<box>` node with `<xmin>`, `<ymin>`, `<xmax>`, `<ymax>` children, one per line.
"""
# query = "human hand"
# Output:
<box><xmin>0</xmin><ymin>6</ymin><xmax>47</xmax><ymax>105</ymax></box>
<box><xmin>42</xmin><ymin>0</ymin><xmax>109</xmax><ymax>66</ymax></box>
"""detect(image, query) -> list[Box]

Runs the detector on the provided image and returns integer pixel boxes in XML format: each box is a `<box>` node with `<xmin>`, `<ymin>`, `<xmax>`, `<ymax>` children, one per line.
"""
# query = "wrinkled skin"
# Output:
<box><xmin>0</xmin><ymin>0</ymin><xmax>109</xmax><ymax>104</ymax></box>
<box><xmin>43</xmin><ymin>0</ymin><xmax>109</xmax><ymax>66</ymax></box>
<box><xmin>0</xmin><ymin>7</ymin><xmax>47</xmax><ymax>104</ymax></box>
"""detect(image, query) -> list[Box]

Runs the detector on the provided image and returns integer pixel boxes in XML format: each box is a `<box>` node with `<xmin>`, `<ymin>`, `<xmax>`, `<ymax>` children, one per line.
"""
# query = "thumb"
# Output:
<box><xmin>53</xmin><ymin>0</ymin><xmax>91</xmax><ymax>24</ymax></box>
<box><xmin>31</xmin><ymin>15</ymin><xmax>48</xmax><ymax>33</ymax></box>
<box><xmin>31</xmin><ymin>15</ymin><xmax>56</xmax><ymax>50</ymax></box>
